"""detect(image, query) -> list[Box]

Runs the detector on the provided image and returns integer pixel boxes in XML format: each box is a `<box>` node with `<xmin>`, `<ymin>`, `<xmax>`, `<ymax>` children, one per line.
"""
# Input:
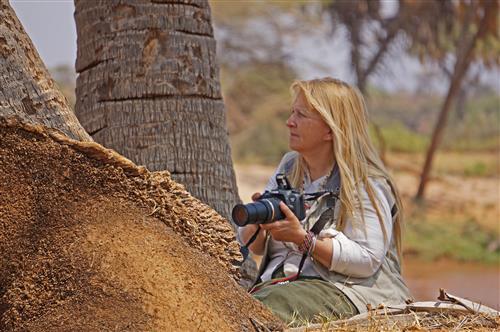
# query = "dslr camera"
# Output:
<box><xmin>232</xmin><ymin>173</ymin><xmax>306</xmax><ymax>226</ymax></box>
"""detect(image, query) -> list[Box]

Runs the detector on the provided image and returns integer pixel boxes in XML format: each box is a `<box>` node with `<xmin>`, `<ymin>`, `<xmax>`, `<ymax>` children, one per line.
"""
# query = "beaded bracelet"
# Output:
<box><xmin>309</xmin><ymin>236</ymin><xmax>317</xmax><ymax>256</ymax></box>
<box><xmin>298</xmin><ymin>231</ymin><xmax>316</xmax><ymax>255</ymax></box>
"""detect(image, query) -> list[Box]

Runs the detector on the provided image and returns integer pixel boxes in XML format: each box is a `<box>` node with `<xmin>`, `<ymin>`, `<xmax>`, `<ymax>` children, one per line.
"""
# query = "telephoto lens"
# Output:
<box><xmin>231</xmin><ymin>198</ymin><xmax>285</xmax><ymax>226</ymax></box>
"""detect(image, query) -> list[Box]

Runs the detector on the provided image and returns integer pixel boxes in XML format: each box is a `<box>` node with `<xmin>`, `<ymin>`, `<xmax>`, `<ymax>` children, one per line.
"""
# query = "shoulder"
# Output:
<box><xmin>281</xmin><ymin>151</ymin><xmax>298</xmax><ymax>165</ymax></box>
<box><xmin>365</xmin><ymin>176</ymin><xmax>395</xmax><ymax>208</ymax></box>
<box><xmin>276</xmin><ymin>151</ymin><xmax>299</xmax><ymax>173</ymax></box>
<box><xmin>264</xmin><ymin>151</ymin><xmax>299</xmax><ymax>192</ymax></box>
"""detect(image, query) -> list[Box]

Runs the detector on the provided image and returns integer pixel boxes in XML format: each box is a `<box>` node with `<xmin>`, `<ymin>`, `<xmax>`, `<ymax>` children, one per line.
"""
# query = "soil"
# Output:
<box><xmin>0</xmin><ymin>119</ymin><xmax>284</xmax><ymax>331</ymax></box>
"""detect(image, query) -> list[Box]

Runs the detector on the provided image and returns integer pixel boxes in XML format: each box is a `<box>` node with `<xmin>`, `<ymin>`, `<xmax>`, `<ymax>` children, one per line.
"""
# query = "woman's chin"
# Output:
<box><xmin>288</xmin><ymin>142</ymin><xmax>302</xmax><ymax>153</ymax></box>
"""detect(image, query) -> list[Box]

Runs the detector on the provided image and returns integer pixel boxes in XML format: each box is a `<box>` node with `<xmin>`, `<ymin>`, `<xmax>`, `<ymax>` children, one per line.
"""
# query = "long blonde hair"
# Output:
<box><xmin>289</xmin><ymin>77</ymin><xmax>404</xmax><ymax>258</ymax></box>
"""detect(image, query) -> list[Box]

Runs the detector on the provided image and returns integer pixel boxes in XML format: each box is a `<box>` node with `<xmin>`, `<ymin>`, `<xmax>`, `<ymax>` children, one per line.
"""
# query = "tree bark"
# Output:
<box><xmin>0</xmin><ymin>0</ymin><xmax>91</xmax><ymax>141</ymax></box>
<box><xmin>415</xmin><ymin>2</ymin><xmax>493</xmax><ymax>200</ymax></box>
<box><xmin>74</xmin><ymin>0</ymin><xmax>241</xmax><ymax>220</ymax></box>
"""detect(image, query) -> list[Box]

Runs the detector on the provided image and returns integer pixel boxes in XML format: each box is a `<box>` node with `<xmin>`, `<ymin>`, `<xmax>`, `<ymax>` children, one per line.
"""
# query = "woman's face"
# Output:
<box><xmin>286</xmin><ymin>92</ymin><xmax>332</xmax><ymax>154</ymax></box>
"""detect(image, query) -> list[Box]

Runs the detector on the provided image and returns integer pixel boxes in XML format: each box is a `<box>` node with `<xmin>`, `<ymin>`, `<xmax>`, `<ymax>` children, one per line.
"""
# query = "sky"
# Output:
<box><xmin>11</xmin><ymin>0</ymin><xmax>77</xmax><ymax>69</ymax></box>
<box><xmin>9</xmin><ymin>0</ymin><xmax>498</xmax><ymax>93</ymax></box>
<box><xmin>10</xmin><ymin>0</ymin><xmax>414</xmax><ymax>84</ymax></box>
<box><xmin>9</xmin><ymin>0</ymin><xmax>419</xmax><ymax>91</ymax></box>
<box><xmin>6</xmin><ymin>0</ymin><xmax>437</xmax><ymax>93</ymax></box>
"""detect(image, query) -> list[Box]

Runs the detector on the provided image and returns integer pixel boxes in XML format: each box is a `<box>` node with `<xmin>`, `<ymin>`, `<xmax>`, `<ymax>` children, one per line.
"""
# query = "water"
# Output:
<box><xmin>403</xmin><ymin>259</ymin><xmax>500</xmax><ymax>310</ymax></box>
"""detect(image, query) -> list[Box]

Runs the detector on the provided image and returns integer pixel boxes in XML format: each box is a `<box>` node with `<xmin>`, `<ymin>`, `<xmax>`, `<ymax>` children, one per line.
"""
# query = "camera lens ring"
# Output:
<box><xmin>261</xmin><ymin>199</ymin><xmax>275</xmax><ymax>222</ymax></box>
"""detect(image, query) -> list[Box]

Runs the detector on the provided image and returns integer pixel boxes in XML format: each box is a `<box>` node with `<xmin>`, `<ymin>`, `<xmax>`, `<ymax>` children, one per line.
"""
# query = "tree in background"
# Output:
<box><xmin>211</xmin><ymin>1</ymin><xmax>323</xmax><ymax>165</ymax></box>
<box><xmin>0</xmin><ymin>0</ymin><xmax>90</xmax><ymax>141</ymax></box>
<box><xmin>324</xmin><ymin>0</ymin><xmax>498</xmax><ymax>200</ymax></box>
<box><xmin>323</xmin><ymin>1</ymin><xmax>453</xmax><ymax>163</ymax></box>
<box><xmin>74</xmin><ymin>0</ymin><xmax>240</xmax><ymax>220</ymax></box>
<box><xmin>213</xmin><ymin>1</ymin><xmax>499</xmax><ymax>200</ymax></box>
<box><xmin>412</xmin><ymin>0</ymin><xmax>499</xmax><ymax>200</ymax></box>
<box><xmin>325</xmin><ymin>0</ymin><xmax>404</xmax><ymax>94</ymax></box>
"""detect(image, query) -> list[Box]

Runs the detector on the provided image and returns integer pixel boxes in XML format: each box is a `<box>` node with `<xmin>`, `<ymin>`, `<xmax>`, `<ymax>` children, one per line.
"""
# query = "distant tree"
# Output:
<box><xmin>413</xmin><ymin>0</ymin><xmax>499</xmax><ymax>200</ymax></box>
<box><xmin>324</xmin><ymin>0</ymin><xmax>498</xmax><ymax>199</ymax></box>
<box><xmin>0</xmin><ymin>1</ymin><xmax>90</xmax><ymax>141</ymax></box>
<box><xmin>325</xmin><ymin>0</ymin><xmax>404</xmax><ymax>94</ymax></box>
<box><xmin>73</xmin><ymin>0</ymin><xmax>240</xmax><ymax>220</ymax></box>
<box><xmin>50</xmin><ymin>64</ymin><xmax>77</xmax><ymax>109</ymax></box>
<box><xmin>323</xmin><ymin>0</ymin><xmax>415</xmax><ymax>162</ymax></box>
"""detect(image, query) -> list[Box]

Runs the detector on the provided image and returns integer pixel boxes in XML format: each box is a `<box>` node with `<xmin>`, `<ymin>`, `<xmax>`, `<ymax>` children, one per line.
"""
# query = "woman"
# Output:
<box><xmin>238</xmin><ymin>77</ymin><xmax>411</xmax><ymax>325</ymax></box>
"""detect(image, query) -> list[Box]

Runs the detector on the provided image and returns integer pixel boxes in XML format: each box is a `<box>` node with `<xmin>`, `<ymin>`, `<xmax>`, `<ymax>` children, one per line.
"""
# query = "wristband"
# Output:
<box><xmin>308</xmin><ymin>236</ymin><xmax>317</xmax><ymax>256</ymax></box>
<box><xmin>298</xmin><ymin>231</ymin><xmax>316</xmax><ymax>255</ymax></box>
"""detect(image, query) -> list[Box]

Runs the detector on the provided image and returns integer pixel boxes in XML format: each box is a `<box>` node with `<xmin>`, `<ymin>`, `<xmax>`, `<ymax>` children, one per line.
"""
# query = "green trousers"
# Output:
<box><xmin>252</xmin><ymin>277</ymin><xmax>358</xmax><ymax>327</ymax></box>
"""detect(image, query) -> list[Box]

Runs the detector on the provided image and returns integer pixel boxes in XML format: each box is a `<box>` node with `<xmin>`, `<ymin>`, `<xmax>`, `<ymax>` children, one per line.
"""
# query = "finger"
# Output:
<box><xmin>259</xmin><ymin>222</ymin><xmax>279</xmax><ymax>231</ymax></box>
<box><xmin>279</xmin><ymin>201</ymin><xmax>296</xmax><ymax>220</ymax></box>
<box><xmin>251</xmin><ymin>192</ymin><xmax>261</xmax><ymax>202</ymax></box>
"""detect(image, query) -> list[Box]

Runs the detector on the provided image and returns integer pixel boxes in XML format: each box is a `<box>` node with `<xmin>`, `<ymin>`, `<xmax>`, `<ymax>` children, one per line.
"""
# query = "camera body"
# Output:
<box><xmin>232</xmin><ymin>173</ymin><xmax>306</xmax><ymax>226</ymax></box>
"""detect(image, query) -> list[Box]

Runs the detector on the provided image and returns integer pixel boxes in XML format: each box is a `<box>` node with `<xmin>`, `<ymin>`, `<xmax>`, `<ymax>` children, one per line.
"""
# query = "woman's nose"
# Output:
<box><xmin>286</xmin><ymin>114</ymin><xmax>296</xmax><ymax>128</ymax></box>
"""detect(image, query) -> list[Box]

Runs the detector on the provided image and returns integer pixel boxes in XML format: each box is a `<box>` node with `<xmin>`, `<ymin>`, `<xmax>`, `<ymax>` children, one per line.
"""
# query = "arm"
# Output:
<box><xmin>322</xmin><ymin>179</ymin><xmax>394</xmax><ymax>278</ymax></box>
<box><xmin>238</xmin><ymin>153</ymin><xmax>297</xmax><ymax>255</ymax></box>
<box><xmin>260</xmin><ymin>179</ymin><xmax>394</xmax><ymax>278</ymax></box>
<box><xmin>238</xmin><ymin>224</ymin><xmax>267</xmax><ymax>255</ymax></box>
<box><xmin>259</xmin><ymin>201</ymin><xmax>334</xmax><ymax>267</ymax></box>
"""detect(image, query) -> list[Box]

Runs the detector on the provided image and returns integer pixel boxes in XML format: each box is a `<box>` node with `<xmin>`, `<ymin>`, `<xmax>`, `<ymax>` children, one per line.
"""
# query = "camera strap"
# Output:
<box><xmin>235</xmin><ymin>227</ymin><xmax>261</xmax><ymax>266</ymax></box>
<box><xmin>294</xmin><ymin>189</ymin><xmax>338</xmax><ymax>279</ymax></box>
<box><xmin>248</xmin><ymin>190</ymin><xmax>339</xmax><ymax>294</ymax></box>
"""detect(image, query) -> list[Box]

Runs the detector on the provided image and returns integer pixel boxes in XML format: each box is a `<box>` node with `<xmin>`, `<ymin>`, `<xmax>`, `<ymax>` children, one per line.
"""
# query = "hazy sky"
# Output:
<box><xmin>11</xmin><ymin>0</ymin><xmax>76</xmax><ymax>68</ymax></box>
<box><xmin>6</xmin><ymin>0</ymin><xmax>425</xmax><ymax>92</ymax></box>
<box><xmin>8</xmin><ymin>0</ymin><xmax>497</xmax><ymax>93</ymax></box>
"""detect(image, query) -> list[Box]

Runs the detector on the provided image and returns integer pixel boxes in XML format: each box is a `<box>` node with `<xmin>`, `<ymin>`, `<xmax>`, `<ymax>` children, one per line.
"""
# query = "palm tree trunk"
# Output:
<box><xmin>0</xmin><ymin>0</ymin><xmax>91</xmax><ymax>141</ymax></box>
<box><xmin>74</xmin><ymin>0</ymin><xmax>241</xmax><ymax>220</ymax></box>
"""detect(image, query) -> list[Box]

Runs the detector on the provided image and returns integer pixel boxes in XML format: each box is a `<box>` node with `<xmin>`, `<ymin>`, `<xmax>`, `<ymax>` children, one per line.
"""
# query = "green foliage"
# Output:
<box><xmin>371</xmin><ymin>123</ymin><xmax>429</xmax><ymax>153</ymax></box>
<box><xmin>433</xmin><ymin>152</ymin><xmax>498</xmax><ymax>178</ymax></box>
<box><xmin>449</xmin><ymin>136</ymin><xmax>499</xmax><ymax>152</ymax></box>
<box><xmin>231</xmin><ymin>120</ymin><xmax>289</xmax><ymax>165</ymax></box>
<box><xmin>441</xmin><ymin>91</ymin><xmax>500</xmax><ymax>152</ymax></box>
<box><xmin>463</xmin><ymin>162</ymin><xmax>488</xmax><ymax>177</ymax></box>
<box><xmin>222</xmin><ymin>62</ymin><xmax>296</xmax><ymax>165</ymax></box>
<box><xmin>404</xmin><ymin>218</ymin><xmax>500</xmax><ymax>264</ymax></box>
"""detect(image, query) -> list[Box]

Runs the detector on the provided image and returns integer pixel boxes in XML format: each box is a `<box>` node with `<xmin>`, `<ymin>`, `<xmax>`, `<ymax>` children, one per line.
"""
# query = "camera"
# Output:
<box><xmin>232</xmin><ymin>173</ymin><xmax>306</xmax><ymax>226</ymax></box>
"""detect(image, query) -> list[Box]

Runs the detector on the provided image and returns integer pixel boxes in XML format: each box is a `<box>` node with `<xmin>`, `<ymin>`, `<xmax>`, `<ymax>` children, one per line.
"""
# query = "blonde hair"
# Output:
<box><xmin>289</xmin><ymin>77</ymin><xmax>404</xmax><ymax>258</ymax></box>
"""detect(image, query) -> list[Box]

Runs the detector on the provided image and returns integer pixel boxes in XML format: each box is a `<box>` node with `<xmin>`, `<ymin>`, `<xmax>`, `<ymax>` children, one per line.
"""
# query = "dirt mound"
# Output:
<box><xmin>0</xmin><ymin>119</ymin><xmax>283</xmax><ymax>331</ymax></box>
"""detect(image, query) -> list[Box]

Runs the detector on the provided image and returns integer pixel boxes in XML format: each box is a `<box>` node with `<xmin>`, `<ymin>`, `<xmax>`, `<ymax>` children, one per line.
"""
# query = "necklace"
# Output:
<box><xmin>302</xmin><ymin>164</ymin><xmax>335</xmax><ymax>194</ymax></box>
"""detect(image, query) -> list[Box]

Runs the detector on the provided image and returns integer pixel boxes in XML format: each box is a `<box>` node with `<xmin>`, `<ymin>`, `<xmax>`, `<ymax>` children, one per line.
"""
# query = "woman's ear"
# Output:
<box><xmin>323</xmin><ymin>130</ymin><xmax>333</xmax><ymax>141</ymax></box>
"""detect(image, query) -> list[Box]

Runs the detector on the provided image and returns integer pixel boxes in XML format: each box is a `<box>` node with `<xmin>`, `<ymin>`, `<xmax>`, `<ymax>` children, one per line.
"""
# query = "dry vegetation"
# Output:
<box><xmin>288</xmin><ymin>311</ymin><xmax>500</xmax><ymax>332</ymax></box>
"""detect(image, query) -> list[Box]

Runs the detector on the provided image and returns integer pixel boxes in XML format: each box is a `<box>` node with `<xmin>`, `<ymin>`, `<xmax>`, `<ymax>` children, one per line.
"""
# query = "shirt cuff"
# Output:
<box><xmin>330</xmin><ymin>237</ymin><xmax>342</xmax><ymax>271</ymax></box>
<box><xmin>318</xmin><ymin>229</ymin><xmax>342</xmax><ymax>271</ymax></box>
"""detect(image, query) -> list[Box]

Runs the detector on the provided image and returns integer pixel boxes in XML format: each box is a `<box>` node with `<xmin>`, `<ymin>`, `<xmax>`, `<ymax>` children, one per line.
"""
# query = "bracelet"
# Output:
<box><xmin>308</xmin><ymin>236</ymin><xmax>317</xmax><ymax>256</ymax></box>
<box><xmin>298</xmin><ymin>231</ymin><xmax>316</xmax><ymax>255</ymax></box>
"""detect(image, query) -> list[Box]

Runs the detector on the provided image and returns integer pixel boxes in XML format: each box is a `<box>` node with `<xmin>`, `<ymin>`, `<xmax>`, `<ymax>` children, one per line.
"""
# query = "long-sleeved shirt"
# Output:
<box><xmin>249</xmin><ymin>153</ymin><xmax>394</xmax><ymax>281</ymax></box>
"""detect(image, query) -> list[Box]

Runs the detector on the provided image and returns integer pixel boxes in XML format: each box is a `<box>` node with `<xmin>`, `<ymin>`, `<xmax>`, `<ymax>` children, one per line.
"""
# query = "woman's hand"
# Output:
<box><xmin>251</xmin><ymin>192</ymin><xmax>262</xmax><ymax>202</ymax></box>
<box><xmin>260</xmin><ymin>201</ymin><xmax>307</xmax><ymax>245</ymax></box>
<box><xmin>238</xmin><ymin>192</ymin><xmax>266</xmax><ymax>255</ymax></box>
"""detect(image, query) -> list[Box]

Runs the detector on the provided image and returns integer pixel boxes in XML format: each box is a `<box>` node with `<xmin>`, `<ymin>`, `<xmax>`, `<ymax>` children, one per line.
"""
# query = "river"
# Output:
<box><xmin>403</xmin><ymin>259</ymin><xmax>499</xmax><ymax>310</ymax></box>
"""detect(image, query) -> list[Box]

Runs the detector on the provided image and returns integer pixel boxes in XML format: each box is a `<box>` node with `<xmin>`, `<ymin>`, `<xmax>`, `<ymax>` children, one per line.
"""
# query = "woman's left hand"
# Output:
<box><xmin>259</xmin><ymin>201</ymin><xmax>307</xmax><ymax>245</ymax></box>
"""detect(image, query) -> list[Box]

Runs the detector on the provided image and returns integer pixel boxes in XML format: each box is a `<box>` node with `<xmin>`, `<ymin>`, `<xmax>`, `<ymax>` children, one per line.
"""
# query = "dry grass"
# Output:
<box><xmin>386</xmin><ymin>151</ymin><xmax>499</xmax><ymax>178</ymax></box>
<box><xmin>287</xmin><ymin>311</ymin><xmax>500</xmax><ymax>331</ymax></box>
